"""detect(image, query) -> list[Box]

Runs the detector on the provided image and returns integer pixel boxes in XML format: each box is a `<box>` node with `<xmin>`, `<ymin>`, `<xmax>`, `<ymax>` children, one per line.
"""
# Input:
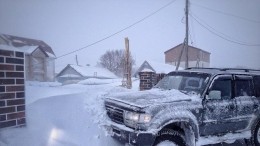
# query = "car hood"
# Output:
<box><xmin>105</xmin><ymin>88</ymin><xmax>200</xmax><ymax>108</ymax></box>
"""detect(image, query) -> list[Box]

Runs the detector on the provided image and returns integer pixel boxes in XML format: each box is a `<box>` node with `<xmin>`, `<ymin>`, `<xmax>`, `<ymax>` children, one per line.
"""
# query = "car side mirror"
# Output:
<box><xmin>207</xmin><ymin>90</ymin><xmax>221</xmax><ymax>100</ymax></box>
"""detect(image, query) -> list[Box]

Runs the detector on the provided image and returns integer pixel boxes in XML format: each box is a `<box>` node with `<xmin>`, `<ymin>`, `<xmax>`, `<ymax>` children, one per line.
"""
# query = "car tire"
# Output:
<box><xmin>251</xmin><ymin>121</ymin><xmax>260</xmax><ymax>146</ymax></box>
<box><xmin>153</xmin><ymin>128</ymin><xmax>186</xmax><ymax>146</ymax></box>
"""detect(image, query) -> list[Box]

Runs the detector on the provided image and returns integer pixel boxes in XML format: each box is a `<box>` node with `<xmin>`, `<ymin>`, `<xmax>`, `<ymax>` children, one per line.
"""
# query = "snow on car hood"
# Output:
<box><xmin>106</xmin><ymin>88</ymin><xmax>201</xmax><ymax>108</ymax></box>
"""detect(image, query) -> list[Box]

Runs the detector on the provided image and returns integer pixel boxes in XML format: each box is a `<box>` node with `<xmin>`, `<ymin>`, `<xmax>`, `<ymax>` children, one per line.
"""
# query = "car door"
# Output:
<box><xmin>200</xmin><ymin>75</ymin><xmax>237</xmax><ymax>136</ymax></box>
<box><xmin>233</xmin><ymin>75</ymin><xmax>257</xmax><ymax>130</ymax></box>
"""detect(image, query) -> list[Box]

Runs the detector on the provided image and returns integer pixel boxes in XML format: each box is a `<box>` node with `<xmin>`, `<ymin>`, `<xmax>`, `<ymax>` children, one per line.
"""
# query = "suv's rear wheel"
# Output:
<box><xmin>153</xmin><ymin>129</ymin><xmax>186</xmax><ymax>146</ymax></box>
<box><xmin>252</xmin><ymin>121</ymin><xmax>260</xmax><ymax>146</ymax></box>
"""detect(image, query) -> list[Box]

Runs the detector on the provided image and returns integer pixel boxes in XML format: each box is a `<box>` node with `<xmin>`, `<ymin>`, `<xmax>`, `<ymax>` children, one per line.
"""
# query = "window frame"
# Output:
<box><xmin>207</xmin><ymin>75</ymin><xmax>233</xmax><ymax>100</ymax></box>
<box><xmin>253</xmin><ymin>75</ymin><xmax>260</xmax><ymax>97</ymax></box>
<box><xmin>234</xmin><ymin>75</ymin><xmax>254</xmax><ymax>98</ymax></box>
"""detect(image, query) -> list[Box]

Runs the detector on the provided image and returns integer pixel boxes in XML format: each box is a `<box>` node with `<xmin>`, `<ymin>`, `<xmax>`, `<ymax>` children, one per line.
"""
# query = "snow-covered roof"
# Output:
<box><xmin>134</xmin><ymin>60</ymin><xmax>183</xmax><ymax>76</ymax></box>
<box><xmin>148</xmin><ymin>61</ymin><xmax>182</xmax><ymax>73</ymax></box>
<box><xmin>58</xmin><ymin>64</ymin><xmax>117</xmax><ymax>79</ymax></box>
<box><xmin>140</xmin><ymin>68</ymin><xmax>155</xmax><ymax>72</ymax></box>
<box><xmin>0</xmin><ymin>34</ymin><xmax>55</xmax><ymax>57</ymax></box>
<box><xmin>0</xmin><ymin>44</ymin><xmax>38</xmax><ymax>54</ymax></box>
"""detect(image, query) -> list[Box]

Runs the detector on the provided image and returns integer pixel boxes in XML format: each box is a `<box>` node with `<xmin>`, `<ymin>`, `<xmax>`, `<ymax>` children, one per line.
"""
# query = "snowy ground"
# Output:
<box><xmin>0</xmin><ymin>79</ymin><xmax>136</xmax><ymax>146</ymax></box>
<box><xmin>0</xmin><ymin>78</ymin><xmax>246</xmax><ymax>146</ymax></box>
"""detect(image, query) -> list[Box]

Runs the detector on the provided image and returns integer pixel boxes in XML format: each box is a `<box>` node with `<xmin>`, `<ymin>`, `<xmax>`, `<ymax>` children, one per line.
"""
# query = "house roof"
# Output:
<box><xmin>0</xmin><ymin>34</ymin><xmax>55</xmax><ymax>57</ymax></box>
<box><xmin>164</xmin><ymin>43</ymin><xmax>210</xmax><ymax>55</ymax></box>
<box><xmin>134</xmin><ymin>60</ymin><xmax>182</xmax><ymax>76</ymax></box>
<box><xmin>57</xmin><ymin>64</ymin><xmax>117</xmax><ymax>79</ymax></box>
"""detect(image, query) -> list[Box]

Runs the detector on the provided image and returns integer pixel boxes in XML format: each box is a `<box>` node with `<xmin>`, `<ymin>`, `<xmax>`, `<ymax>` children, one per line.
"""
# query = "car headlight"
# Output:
<box><xmin>124</xmin><ymin>111</ymin><xmax>151</xmax><ymax>127</ymax></box>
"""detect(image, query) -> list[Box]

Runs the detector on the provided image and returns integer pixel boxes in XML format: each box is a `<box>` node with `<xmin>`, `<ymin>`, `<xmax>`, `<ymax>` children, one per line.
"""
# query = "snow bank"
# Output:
<box><xmin>26</xmin><ymin>81</ymin><xmax>62</xmax><ymax>87</ymax></box>
<box><xmin>0</xmin><ymin>81</ymin><xmax>126</xmax><ymax>146</ymax></box>
<box><xmin>78</xmin><ymin>78</ymin><xmax>121</xmax><ymax>85</ymax></box>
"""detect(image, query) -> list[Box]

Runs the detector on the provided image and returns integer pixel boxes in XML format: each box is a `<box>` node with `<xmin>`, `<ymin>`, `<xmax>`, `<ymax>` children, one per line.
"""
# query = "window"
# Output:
<box><xmin>253</xmin><ymin>76</ymin><xmax>260</xmax><ymax>97</ymax></box>
<box><xmin>210</xmin><ymin>79</ymin><xmax>232</xmax><ymax>100</ymax></box>
<box><xmin>235</xmin><ymin>75</ymin><xmax>253</xmax><ymax>97</ymax></box>
<box><xmin>154</xmin><ymin>72</ymin><xmax>210</xmax><ymax>95</ymax></box>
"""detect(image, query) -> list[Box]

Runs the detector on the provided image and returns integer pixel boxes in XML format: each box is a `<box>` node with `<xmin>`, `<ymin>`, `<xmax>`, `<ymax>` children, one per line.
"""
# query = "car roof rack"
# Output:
<box><xmin>186</xmin><ymin>67</ymin><xmax>260</xmax><ymax>72</ymax></box>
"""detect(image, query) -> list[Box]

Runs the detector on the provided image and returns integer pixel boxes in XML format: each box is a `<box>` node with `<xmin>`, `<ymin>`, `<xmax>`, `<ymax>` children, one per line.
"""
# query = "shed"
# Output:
<box><xmin>0</xmin><ymin>34</ymin><xmax>56</xmax><ymax>82</ymax></box>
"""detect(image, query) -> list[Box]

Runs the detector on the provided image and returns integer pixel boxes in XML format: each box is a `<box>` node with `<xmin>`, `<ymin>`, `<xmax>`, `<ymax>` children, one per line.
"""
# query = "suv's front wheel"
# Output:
<box><xmin>153</xmin><ymin>129</ymin><xmax>186</xmax><ymax>146</ymax></box>
<box><xmin>252</xmin><ymin>121</ymin><xmax>260</xmax><ymax>146</ymax></box>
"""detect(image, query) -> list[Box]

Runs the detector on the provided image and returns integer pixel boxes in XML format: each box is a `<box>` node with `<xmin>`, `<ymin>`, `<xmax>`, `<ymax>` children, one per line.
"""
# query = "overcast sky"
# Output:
<box><xmin>0</xmin><ymin>0</ymin><xmax>259</xmax><ymax>71</ymax></box>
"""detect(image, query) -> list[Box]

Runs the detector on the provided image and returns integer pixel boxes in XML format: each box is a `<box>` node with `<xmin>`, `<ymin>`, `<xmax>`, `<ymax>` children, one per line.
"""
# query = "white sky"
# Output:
<box><xmin>0</xmin><ymin>0</ymin><xmax>259</xmax><ymax>71</ymax></box>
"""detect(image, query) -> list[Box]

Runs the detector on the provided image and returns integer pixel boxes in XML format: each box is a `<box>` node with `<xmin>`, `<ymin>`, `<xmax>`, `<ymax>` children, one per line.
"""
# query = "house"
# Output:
<box><xmin>134</xmin><ymin>60</ymin><xmax>180</xmax><ymax>77</ymax></box>
<box><xmin>0</xmin><ymin>34</ymin><xmax>56</xmax><ymax>82</ymax></box>
<box><xmin>56</xmin><ymin>64</ymin><xmax>117</xmax><ymax>84</ymax></box>
<box><xmin>164</xmin><ymin>44</ymin><xmax>210</xmax><ymax>68</ymax></box>
<box><xmin>134</xmin><ymin>60</ymin><xmax>181</xmax><ymax>90</ymax></box>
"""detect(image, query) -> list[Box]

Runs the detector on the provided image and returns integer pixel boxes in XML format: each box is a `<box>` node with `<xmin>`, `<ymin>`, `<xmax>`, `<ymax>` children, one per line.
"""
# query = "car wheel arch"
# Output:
<box><xmin>151</xmin><ymin>119</ymin><xmax>199</xmax><ymax>146</ymax></box>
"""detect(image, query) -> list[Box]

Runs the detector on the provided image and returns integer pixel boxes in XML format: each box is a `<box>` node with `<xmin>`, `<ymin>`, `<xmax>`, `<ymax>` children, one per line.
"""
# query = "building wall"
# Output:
<box><xmin>165</xmin><ymin>45</ymin><xmax>210</xmax><ymax>68</ymax></box>
<box><xmin>168</xmin><ymin>61</ymin><xmax>210</xmax><ymax>68</ymax></box>
<box><xmin>25</xmin><ymin>48</ymin><xmax>55</xmax><ymax>82</ymax></box>
<box><xmin>45</xmin><ymin>58</ymin><xmax>55</xmax><ymax>82</ymax></box>
<box><xmin>0</xmin><ymin>49</ymin><xmax>26</xmax><ymax>129</ymax></box>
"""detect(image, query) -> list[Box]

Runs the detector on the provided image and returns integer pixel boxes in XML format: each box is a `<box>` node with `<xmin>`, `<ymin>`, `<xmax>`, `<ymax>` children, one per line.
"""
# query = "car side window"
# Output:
<box><xmin>253</xmin><ymin>76</ymin><xmax>260</xmax><ymax>97</ymax></box>
<box><xmin>207</xmin><ymin>76</ymin><xmax>232</xmax><ymax>100</ymax></box>
<box><xmin>234</xmin><ymin>75</ymin><xmax>253</xmax><ymax>97</ymax></box>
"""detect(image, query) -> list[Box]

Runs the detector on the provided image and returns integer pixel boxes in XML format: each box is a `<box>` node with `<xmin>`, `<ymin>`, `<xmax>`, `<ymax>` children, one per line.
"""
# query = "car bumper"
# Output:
<box><xmin>104</xmin><ymin>123</ymin><xmax>156</xmax><ymax>146</ymax></box>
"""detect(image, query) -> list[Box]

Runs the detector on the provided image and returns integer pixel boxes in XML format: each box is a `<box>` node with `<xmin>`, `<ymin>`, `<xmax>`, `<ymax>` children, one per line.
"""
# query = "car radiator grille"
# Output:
<box><xmin>105</xmin><ymin>104</ymin><xmax>124</xmax><ymax>124</ymax></box>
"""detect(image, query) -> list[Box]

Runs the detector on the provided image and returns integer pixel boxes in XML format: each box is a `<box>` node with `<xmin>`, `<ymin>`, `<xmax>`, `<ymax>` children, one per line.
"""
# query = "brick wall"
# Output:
<box><xmin>0</xmin><ymin>49</ymin><xmax>26</xmax><ymax>129</ymax></box>
<box><xmin>139</xmin><ymin>71</ymin><xmax>156</xmax><ymax>91</ymax></box>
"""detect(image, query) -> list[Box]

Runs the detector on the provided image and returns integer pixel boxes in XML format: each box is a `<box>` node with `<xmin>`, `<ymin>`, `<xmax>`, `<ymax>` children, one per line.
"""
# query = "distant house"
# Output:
<box><xmin>164</xmin><ymin>44</ymin><xmax>210</xmax><ymax>68</ymax></box>
<box><xmin>0</xmin><ymin>34</ymin><xmax>56</xmax><ymax>82</ymax></box>
<box><xmin>134</xmin><ymin>60</ymin><xmax>180</xmax><ymax>77</ymax></box>
<box><xmin>134</xmin><ymin>61</ymin><xmax>181</xmax><ymax>90</ymax></box>
<box><xmin>56</xmin><ymin>64</ymin><xmax>117</xmax><ymax>84</ymax></box>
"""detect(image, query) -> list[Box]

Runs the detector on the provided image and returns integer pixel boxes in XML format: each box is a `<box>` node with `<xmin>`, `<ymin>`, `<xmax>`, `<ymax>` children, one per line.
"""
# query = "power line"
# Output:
<box><xmin>188</xmin><ymin>20</ymin><xmax>196</xmax><ymax>47</ymax></box>
<box><xmin>28</xmin><ymin>0</ymin><xmax>178</xmax><ymax>69</ymax></box>
<box><xmin>189</xmin><ymin>12</ymin><xmax>260</xmax><ymax>46</ymax></box>
<box><xmin>190</xmin><ymin>2</ymin><xmax>260</xmax><ymax>24</ymax></box>
<box><xmin>56</xmin><ymin>0</ymin><xmax>177</xmax><ymax>60</ymax></box>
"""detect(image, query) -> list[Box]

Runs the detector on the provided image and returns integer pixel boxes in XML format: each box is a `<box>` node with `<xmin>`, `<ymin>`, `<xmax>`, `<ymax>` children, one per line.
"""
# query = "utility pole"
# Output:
<box><xmin>176</xmin><ymin>0</ymin><xmax>189</xmax><ymax>70</ymax></box>
<box><xmin>184</xmin><ymin>0</ymin><xmax>189</xmax><ymax>69</ymax></box>
<box><xmin>122</xmin><ymin>37</ymin><xmax>132</xmax><ymax>89</ymax></box>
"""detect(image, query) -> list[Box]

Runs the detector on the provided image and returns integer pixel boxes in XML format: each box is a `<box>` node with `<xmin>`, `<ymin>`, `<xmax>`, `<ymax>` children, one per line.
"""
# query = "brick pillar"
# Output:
<box><xmin>139</xmin><ymin>71</ymin><xmax>156</xmax><ymax>91</ymax></box>
<box><xmin>0</xmin><ymin>49</ymin><xmax>26</xmax><ymax>129</ymax></box>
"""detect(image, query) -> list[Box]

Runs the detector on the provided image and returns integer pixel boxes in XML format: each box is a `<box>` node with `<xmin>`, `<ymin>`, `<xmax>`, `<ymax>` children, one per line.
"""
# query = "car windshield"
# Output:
<box><xmin>154</xmin><ymin>72</ymin><xmax>210</xmax><ymax>95</ymax></box>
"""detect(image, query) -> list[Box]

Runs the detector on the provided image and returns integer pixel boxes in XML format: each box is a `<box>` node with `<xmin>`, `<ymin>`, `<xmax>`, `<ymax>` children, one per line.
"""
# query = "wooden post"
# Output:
<box><xmin>122</xmin><ymin>37</ymin><xmax>132</xmax><ymax>89</ymax></box>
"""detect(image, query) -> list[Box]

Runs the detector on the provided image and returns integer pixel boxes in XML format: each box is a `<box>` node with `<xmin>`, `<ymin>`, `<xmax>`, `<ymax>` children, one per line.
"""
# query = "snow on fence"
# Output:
<box><xmin>0</xmin><ymin>49</ymin><xmax>26</xmax><ymax>129</ymax></box>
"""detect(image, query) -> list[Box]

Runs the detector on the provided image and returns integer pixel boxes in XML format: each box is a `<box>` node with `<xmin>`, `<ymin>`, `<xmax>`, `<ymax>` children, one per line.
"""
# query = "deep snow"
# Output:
<box><xmin>0</xmin><ymin>78</ymin><xmax>248</xmax><ymax>146</ymax></box>
<box><xmin>0</xmin><ymin>80</ymin><xmax>126</xmax><ymax>146</ymax></box>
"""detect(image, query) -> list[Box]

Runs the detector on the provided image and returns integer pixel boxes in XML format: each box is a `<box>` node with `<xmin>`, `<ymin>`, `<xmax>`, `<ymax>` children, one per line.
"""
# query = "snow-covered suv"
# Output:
<box><xmin>104</xmin><ymin>68</ymin><xmax>260</xmax><ymax>146</ymax></box>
